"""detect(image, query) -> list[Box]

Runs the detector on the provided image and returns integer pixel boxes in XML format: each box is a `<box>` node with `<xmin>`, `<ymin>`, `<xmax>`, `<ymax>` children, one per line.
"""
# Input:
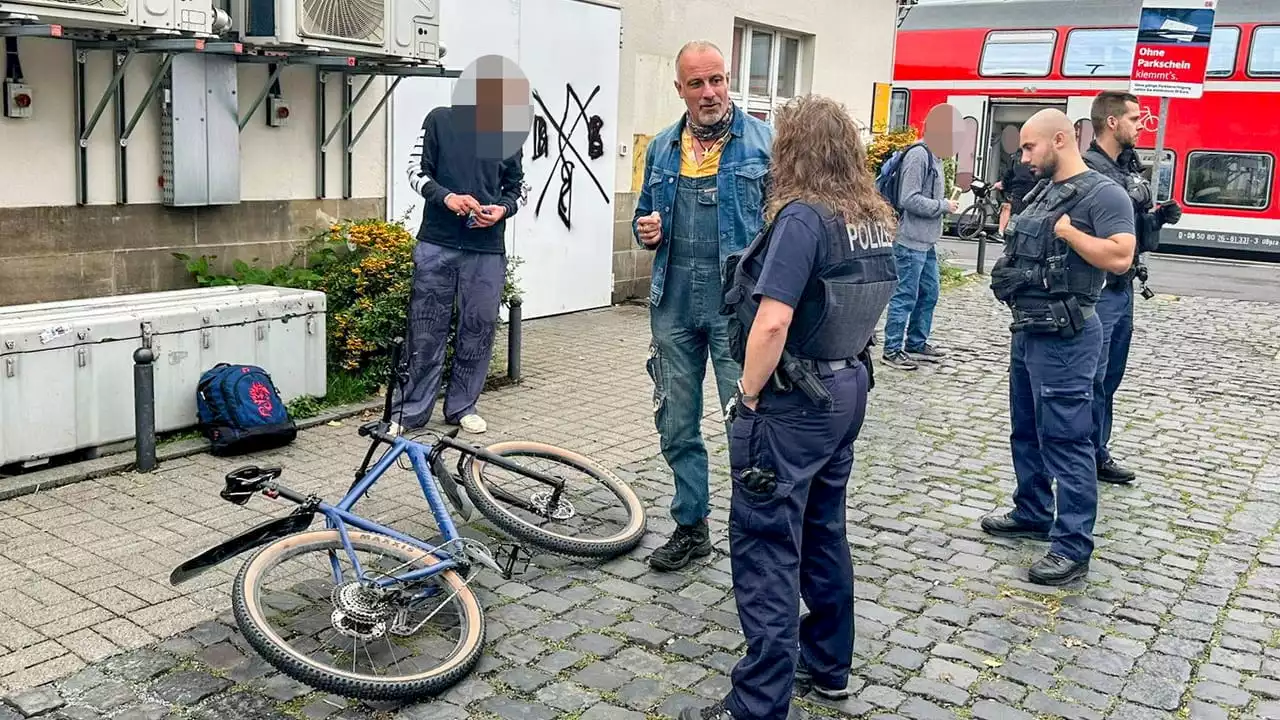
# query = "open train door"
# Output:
<box><xmin>947</xmin><ymin>95</ymin><xmax>989</xmax><ymax>224</ymax></box>
<box><xmin>1067</xmin><ymin>96</ymin><xmax>1095</xmax><ymax>154</ymax></box>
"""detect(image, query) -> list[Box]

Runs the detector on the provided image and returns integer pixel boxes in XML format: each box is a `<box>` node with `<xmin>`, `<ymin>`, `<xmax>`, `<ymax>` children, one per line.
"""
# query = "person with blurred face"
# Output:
<box><xmin>1082</xmin><ymin>91</ymin><xmax>1183</xmax><ymax>486</ymax></box>
<box><xmin>394</xmin><ymin>71</ymin><xmax>526</xmax><ymax>435</ymax></box>
<box><xmin>880</xmin><ymin>104</ymin><xmax>960</xmax><ymax>371</ymax></box>
<box><xmin>982</xmin><ymin>109</ymin><xmax>1136</xmax><ymax>586</ymax></box>
<box><xmin>633</xmin><ymin>40</ymin><xmax>774</xmax><ymax>572</ymax></box>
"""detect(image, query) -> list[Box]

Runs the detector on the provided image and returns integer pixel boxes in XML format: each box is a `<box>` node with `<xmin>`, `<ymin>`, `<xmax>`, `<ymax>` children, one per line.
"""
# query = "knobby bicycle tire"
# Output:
<box><xmin>462</xmin><ymin>440</ymin><xmax>646</xmax><ymax>559</ymax></box>
<box><xmin>956</xmin><ymin>204</ymin><xmax>987</xmax><ymax>239</ymax></box>
<box><xmin>232</xmin><ymin>530</ymin><xmax>485</xmax><ymax>701</ymax></box>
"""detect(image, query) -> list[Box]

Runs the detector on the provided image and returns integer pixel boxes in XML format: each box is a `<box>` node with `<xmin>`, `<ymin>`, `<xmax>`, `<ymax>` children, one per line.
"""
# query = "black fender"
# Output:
<box><xmin>169</xmin><ymin>507</ymin><xmax>315</xmax><ymax>586</ymax></box>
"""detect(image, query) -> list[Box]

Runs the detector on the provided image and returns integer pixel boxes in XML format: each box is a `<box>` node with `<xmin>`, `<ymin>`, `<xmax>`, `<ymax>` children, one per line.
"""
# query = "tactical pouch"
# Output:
<box><xmin>1047</xmin><ymin>299</ymin><xmax>1079</xmax><ymax>339</ymax></box>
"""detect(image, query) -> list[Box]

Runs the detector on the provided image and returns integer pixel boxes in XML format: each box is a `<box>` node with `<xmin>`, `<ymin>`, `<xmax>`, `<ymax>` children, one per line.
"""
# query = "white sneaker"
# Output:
<box><xmin>459</xmin><ymin>414</ymin><xmax>487</xmax><ymax>434</ymax></box>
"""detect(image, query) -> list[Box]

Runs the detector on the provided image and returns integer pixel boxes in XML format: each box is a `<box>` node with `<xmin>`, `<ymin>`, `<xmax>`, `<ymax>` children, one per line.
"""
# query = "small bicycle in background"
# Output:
<box><xmin>954</xmin><ymin>178</ymin><xmax>1003</xmax><ymax>240</ymax></box>
<box><xmin>171</xmin><ymin>338</ymin><xmax>646</xmax><ymax>701</ymax></box>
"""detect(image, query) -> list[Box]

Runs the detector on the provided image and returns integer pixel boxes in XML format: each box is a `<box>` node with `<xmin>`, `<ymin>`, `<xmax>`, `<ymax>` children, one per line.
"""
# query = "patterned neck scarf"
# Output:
<box><xmin>687</xmin><ymin>103</ymin><xmax>734</xmax><ymax>142</ymax></box>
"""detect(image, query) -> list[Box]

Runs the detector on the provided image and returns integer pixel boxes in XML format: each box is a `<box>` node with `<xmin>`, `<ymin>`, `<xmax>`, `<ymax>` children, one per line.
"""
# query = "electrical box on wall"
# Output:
<box><xmin>3</xmin><ymin>81</ymin><xmax>33</xmax><ymax>119</ymax></box>
<box><xmin>161</xmin><ymin>53</ymin><xmax>241</xmax><ymax>206</ymax></box>
<box><xmin>266</xmin><ymin>96</ymin><xmax>290</xmax><ymax>127</ymax></box>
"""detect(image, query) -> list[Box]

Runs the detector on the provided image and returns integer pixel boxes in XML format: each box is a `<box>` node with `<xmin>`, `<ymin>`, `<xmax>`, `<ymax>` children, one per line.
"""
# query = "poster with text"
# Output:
<box><xmin>1129</xmin><ymin>0</ymin><xmax>1217</xmax><ymax>99</ymax></box>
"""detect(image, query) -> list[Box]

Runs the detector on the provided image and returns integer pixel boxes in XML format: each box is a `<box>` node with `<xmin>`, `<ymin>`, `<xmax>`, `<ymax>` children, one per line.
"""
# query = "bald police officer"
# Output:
<box><xmin>1082</xmin><ymin>91</ymin><xmax>1183</xmax><ymax>485</ymax></box>
<box><xmin>982</xmin><ymin>109</ymin><xmax>1136</xmax><ymax>587</ymax></box>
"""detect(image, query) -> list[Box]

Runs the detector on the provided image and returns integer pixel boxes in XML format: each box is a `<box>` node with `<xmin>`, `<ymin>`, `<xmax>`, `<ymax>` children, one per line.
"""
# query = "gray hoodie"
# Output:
<box><xmin>894</xmin><ymin>144</ymin><xmax>947</xmax><ymax>252</ymax></box>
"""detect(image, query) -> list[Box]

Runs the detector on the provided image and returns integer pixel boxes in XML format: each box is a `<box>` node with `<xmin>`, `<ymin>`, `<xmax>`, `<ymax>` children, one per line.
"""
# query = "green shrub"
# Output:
<box><xmin>175</xmin><ymin>215</ymin><xmax>523</xmax><ymax>406</ymax></box>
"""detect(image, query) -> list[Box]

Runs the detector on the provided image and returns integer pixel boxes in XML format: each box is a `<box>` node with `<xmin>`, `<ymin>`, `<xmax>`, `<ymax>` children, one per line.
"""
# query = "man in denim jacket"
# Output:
<box><xmin>633</xmin><ymin>40</ymin><xmax>774</xmax><ymax>572</ymax></box>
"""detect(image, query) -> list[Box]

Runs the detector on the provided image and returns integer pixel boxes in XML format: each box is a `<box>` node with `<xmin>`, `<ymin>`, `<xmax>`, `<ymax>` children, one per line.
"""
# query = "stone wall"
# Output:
<box><xmin>611</xmin><ymin>191</ymin><xmax>651</xmax><ymax>305</ymax></box>
<box><xmin>0</xmin><ymin>198</ymin><xmax>383</xmax><ymax>307</ymax></box>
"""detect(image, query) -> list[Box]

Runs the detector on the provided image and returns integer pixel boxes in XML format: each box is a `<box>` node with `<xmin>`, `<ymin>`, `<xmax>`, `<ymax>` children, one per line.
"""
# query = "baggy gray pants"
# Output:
<box><xmin>392</xmin><ymin>241</ymin><xmax>505</xmax><ymax>429</ymax></box>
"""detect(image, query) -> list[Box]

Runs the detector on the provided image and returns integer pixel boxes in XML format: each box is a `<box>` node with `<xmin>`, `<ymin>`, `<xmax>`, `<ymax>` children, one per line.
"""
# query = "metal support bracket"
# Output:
<box><xmin>239</xmin><ymin>61</ymin><xmax>283</xmax><ymax>130</ymax></box>
<box><xmin>315</xmin><ymin>61</ymin><xmax>458</xmax><ymax>199</ymax></box>
<box><xmin>73</xmin><ymin>36</ymin><xmax>208</xmax><ymax>205</ymax></box>
<box><xmin>0</xmin><ymin>24</ymin><xmax>63</xmax><ymax>38</ymax></box>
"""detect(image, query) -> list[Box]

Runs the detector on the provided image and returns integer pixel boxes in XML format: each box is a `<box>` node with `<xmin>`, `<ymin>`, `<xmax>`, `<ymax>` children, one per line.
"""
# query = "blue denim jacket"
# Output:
<box><xmin>632</xmin><ymin>104</ymin><xmax>774</xmax><ymax>307</ymax></box>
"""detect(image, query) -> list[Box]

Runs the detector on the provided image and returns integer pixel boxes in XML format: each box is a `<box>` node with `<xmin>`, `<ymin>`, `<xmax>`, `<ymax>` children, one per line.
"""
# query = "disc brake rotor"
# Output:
<box><xmin>529</xmin><ymin>489</ymin><xmax>576</xmax><ymax>520</ymax></box>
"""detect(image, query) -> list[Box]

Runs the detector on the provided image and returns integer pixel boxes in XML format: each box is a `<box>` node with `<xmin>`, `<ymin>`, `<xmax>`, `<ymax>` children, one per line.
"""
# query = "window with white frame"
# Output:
<box><xmin>730</xmin><ymin>22</ymin><xmax>804</xmax><ymax>123</ymax></box>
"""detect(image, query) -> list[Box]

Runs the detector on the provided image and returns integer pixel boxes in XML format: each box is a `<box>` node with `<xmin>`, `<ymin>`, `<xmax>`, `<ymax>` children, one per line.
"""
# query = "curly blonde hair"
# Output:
<box><xmin>765</xmin><ymin>95</ymin><xmax>897</xmax><ymax>230</ymax></box>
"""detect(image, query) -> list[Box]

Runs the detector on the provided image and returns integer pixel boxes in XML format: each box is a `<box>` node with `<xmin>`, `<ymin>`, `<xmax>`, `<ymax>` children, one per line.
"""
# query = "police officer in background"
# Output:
<box><xmin>680</xmin><ymin>95</ymin><xmax>897</xmax><ymax>720</ymax></box>
<box><xmin>1082</xmin><ymin>91</ymin><xmax>1182</xmax><ymax>485</ymax></box>
<box><xmin>982</xmin><ymin>109</ymin><xmax>1136</xmax><ymax>587</ymax></box>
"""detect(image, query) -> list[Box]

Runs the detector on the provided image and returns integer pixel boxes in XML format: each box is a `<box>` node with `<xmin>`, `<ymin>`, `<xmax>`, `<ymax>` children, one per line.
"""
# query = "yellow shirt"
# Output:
<box><xmin>679</xmin><ymin>128</ymin><xmax>727</xmax><ymax>178</ymax></box>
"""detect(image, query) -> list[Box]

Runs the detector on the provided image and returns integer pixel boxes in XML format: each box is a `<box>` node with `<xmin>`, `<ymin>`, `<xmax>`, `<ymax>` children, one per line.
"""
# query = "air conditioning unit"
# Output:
<box><xmin>232</xmin><ymin>0</ymin><xmax>439</xmax><ymax>62</ymax></box>
<box><xmin>0</xmin><ymin>0</ymin><xmax>213</xmax><ymax>34</ymax></box>
<box><xmin>384</xmin><ymin>0</ymin><xmax>440</xmax><ymax>63</ymax></box>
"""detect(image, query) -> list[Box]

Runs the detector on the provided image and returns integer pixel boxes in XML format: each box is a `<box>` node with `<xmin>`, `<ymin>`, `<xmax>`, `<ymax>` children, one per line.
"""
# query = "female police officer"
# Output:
<box><xmin>681</xmin><ymin>95</ymin><xmax>899</xmax><ymax>720</ymax></box>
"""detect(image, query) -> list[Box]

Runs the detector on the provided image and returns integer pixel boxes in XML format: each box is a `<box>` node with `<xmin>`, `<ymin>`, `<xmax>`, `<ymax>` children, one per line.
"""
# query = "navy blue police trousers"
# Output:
<box><xmin>1008</xmin><ymin>312</ymin><xmax>1104</xmax><ymax>562</ymax></box>
<box><xmin>1091</xmin><ymin>281</ymin><xmax>1133</xmax><ymax>466</ymax></box>
<box><xmin>723</xmin><ymin>360</ymin><xmax>868</xmax><ymax>720</ymax></box>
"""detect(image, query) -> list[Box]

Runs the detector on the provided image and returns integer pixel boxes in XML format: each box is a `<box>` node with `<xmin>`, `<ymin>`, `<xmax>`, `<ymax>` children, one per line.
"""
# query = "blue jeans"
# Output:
<box><xmin>1092</xmin><ymin>282</ymin><xmax>1133</xmax><ymax>465</ymax></box>
<box><xmin>1008</xmin><ymin>313</ymin><xmax>1103</xmax><ymax>562</ymax></box>
<box><xmin>883</xmin><ymin>244</ymin><xmax>940</xmax><ymax>354</ymax></box>
<box><xmin>645</xmin><ymin>175</ymin><xmax>740</xmax><ymax>528</ymax></box>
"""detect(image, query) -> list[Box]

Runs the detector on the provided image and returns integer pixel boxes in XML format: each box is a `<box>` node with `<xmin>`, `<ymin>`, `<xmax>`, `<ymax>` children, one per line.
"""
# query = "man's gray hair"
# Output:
<box><xmin>675</xmin><ymin>39</ymin><xmax>724</xmax><ymax>69</ymax></box>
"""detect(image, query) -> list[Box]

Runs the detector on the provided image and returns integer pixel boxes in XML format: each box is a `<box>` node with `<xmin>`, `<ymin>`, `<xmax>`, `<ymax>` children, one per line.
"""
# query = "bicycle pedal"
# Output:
<box><xmin>494</xmin><ymin>542</ymin><xmax>533</xmax><ymax>579</ymax></box>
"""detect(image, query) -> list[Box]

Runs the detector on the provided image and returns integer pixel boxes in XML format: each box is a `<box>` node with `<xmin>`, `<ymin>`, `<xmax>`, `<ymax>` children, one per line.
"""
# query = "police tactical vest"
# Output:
<box><xmin>1084</xmin><ymin>144</ymin><xmax>1158</xmax><ymax>270</ymax></box>
<box><xmin>1001</xmin><ymin>171</ymin><xmax>1111</xmax><ymax>307</ymax></box>
<box><xmin>1084</xmin><ymin>145</ymin><xmax>1153</xmax><ymax>215</ymax></box>
<box><xmin>721</xmin><ymin>201</ymin><xmax>898</xmax><ymax>362</ymax></box>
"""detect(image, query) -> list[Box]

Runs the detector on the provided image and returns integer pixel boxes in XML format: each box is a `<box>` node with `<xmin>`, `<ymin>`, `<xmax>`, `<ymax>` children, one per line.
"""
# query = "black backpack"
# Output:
<box><xmin>196</xmin><ymin>364</ymin><xmax>298</xmax><ymax>456</ymax></box>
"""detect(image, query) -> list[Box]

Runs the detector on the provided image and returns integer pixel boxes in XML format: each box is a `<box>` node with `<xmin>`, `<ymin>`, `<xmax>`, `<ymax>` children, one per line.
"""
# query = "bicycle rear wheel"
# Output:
<box><xmin>956</xmin><ymin>204</ymin><xmax>986</xmax><ymax>239</ymax></box>
<box><xmin>232</xmin><ymin>530</ymin><xmax>485</xmax><ymax>701</ymax></box>
<box><xmin>462</xmin><ymin>441</ymin><xmax>646</xmax><ymax>559</ymax></box>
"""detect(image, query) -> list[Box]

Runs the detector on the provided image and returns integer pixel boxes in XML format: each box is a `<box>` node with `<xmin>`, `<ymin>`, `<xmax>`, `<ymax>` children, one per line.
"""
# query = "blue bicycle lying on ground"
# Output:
<box><xmin>170</xmin><ymin>339</ymin><xmax>646</xmax><ymax>701</ymax></box>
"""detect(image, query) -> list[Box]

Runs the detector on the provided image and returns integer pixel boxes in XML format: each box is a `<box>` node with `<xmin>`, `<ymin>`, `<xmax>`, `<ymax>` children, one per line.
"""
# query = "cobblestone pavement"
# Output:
<box><xmin>2</xmin><ymin>280</ymin><xmax>1280</xmax><ymax>720</ymax></box>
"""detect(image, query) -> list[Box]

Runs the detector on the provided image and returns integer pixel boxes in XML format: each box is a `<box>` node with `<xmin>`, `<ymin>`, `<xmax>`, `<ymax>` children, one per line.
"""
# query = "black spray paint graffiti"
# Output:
<box><xmin>530</xmin><ymin>83</ymin><xmax>610</xmax><ymax>231</ymax></box>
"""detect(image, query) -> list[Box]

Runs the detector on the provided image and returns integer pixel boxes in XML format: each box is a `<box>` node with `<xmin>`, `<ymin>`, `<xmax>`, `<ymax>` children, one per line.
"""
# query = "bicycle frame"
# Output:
<box><xmin>314</xmin><ymin>435</ymin><xmax>464</xmax><ymax>590</ymax></box>
<box><xmin>171</xmin><ymin>426</ymin><xmax>567</xmax><ymax>590</ymax></box>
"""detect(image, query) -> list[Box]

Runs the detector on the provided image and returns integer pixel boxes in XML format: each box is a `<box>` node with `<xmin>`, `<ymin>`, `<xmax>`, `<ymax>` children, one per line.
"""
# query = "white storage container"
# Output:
<box><xmin>0</xmin><ymin>285</ymin><xmax>327</xmax><ymax>467</ymax></box>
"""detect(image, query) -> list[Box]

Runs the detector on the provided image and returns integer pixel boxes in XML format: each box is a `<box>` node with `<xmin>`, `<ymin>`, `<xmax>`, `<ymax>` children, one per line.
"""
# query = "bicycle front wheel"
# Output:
<box><xmin>462</xmin><ymin>441</ymin><xmax>646</xmax><ymax>559</ymax></box>
<box><xmin>956</xmin><ymin>204</ymin><xmax>986</xmax><ymax>239</ymax></box>
<box><xmin>232</xmin><ymin>530</ymin><xmax>485</xmax><ymax>701</ymax></box>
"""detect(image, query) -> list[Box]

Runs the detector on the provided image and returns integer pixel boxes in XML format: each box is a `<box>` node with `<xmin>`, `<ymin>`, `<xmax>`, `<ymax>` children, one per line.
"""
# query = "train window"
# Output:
<box><xmin>1063</xmin><ymin>28</ymin><xmax>1137</xmax><ymax>77</ymax></box>
<box><xmin>1206</xmin><ymin>26</ymin><xmax>1240</xmax><ymax>77</ymax></box>
<box><xmin>1135</xmin><ymin>149</ymin><xmax>1176</xmax><ymax>204</ymax></box>
<box><xmin>980</xmin><ymin>30</ymin><xmax>1056</xmax><ymax>77</ymax></box>
<box><xmin>889</xmin><ymin>89</ymin><xmax>909</xmax><ymax>132</ymax></box>
<box><xmin>1184</xmin><ymin>152</ymin><xmax>1273</xmax><ymax>210</ymax></box>
<box><xmin>1248</xmin><ymin>26</ymin><xmax>1280</xmax><ymax>77</ymax></box>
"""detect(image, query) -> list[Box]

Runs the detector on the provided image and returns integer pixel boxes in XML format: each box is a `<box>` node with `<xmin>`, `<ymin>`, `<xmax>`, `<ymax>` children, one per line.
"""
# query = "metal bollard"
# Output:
<box><xmin>976</xmin><ymin>231</ymin><xmax>988</xmax><ymax>275</ymax></box>
<box><xmin>133</xmin><ymin>347</ymin><xmax>157</xmax><ymax>472</ymax></box>
<box><xmin>507</xmin><ymin>297</ymin><xmax>522</xmax><ymax>383</ymax></box>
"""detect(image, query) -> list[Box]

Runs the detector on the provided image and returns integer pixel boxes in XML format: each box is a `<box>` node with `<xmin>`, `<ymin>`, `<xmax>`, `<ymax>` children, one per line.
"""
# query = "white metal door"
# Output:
<box><xmin>386</xmin><ymin>0</ymin><xmax>620</xmax><ymax>321</ymax></box>
<box><xmin>947</xmin><ymin>95</ymin><xmax>990</xmax><ymax>212</ymax></box>
<box><xmin>514</xmin><ymin>0</ymin><xmax>620</xmax><ymax>319</ymax></box>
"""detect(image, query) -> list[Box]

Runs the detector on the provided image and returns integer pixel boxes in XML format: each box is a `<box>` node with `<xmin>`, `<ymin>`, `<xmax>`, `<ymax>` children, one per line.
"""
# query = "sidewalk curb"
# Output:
<box><xmin>0</xmin><ymin>399</ymin><xmax>384</xmax><ymax>503</ymax></box>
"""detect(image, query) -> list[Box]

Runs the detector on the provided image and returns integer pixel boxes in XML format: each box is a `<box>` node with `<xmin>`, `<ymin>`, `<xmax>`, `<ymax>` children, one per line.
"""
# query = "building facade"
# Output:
<box><xmin>609</xmin><ymin>0</ymin><xmax>899</xmax><ymax>301</ymax></box>
<box><xmin>0</xmin><ymin>36</ymin><xmax>389</xmax><ymax>307</ymax></box>
<box><xmin>0</xmin><ymin>0</ymin><xmax>896</xmax><ymax>308</ymax></box>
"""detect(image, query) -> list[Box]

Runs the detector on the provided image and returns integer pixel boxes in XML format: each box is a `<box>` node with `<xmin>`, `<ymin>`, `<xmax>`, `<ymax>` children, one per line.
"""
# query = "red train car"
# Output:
<box><xmin>892</xmin><ymin>0</ymin><xmax>1280</xmax><ymax>259</ymax></box>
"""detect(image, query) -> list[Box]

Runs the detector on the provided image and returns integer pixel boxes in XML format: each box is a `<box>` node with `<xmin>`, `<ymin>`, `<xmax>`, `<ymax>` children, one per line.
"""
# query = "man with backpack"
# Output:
<box><xmin>877</xmin><ymin>104</ymin><xmax>959</xmax><ymax>371</ymax></box>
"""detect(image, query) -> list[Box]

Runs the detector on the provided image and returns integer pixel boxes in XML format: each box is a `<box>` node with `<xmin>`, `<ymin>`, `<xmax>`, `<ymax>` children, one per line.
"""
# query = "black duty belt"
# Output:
<box><xmin>1010</xmin><ymin>297</ymin><xmax>1094</xmax><ymax>338</ymax></box>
